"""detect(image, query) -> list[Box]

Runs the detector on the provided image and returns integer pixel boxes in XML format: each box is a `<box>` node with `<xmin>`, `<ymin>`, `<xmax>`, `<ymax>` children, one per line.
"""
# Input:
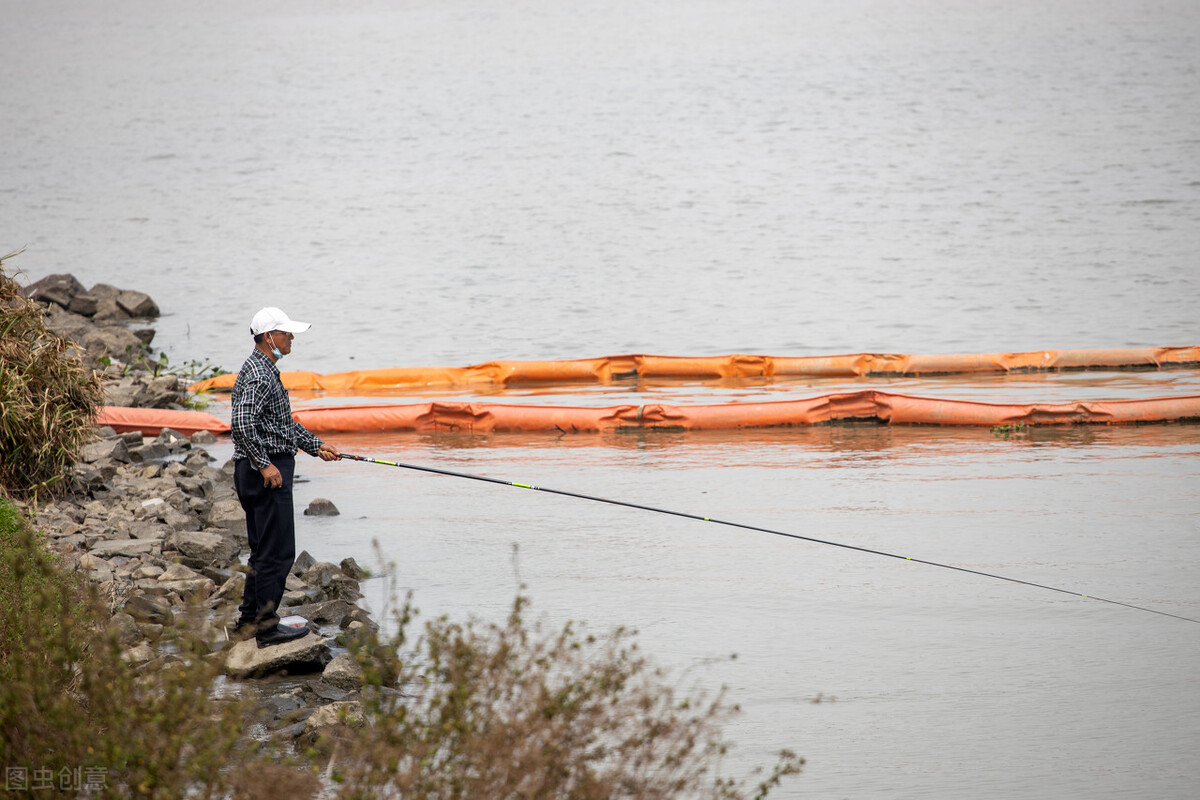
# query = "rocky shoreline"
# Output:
<box><xmin>20</xmin><ymin>273</ymin><xmax>376</xmax><ymax>749</ymax></box>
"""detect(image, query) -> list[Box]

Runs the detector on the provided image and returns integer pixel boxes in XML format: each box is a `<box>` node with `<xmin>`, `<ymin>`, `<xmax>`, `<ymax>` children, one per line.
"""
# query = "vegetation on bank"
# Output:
<box><xmin>1</xmin><ymin>501</ymin><xmax>800</xmax><ymax>798</ymax></box>
<box><xmin>0</xmin><ymin>500</ymin><xmax>251</xmax><ymax>799</ymax></box>
<box><xmin>1</xmin><ymin>253</ymin><xmax>103</xmax><ymax>501</ymax></box>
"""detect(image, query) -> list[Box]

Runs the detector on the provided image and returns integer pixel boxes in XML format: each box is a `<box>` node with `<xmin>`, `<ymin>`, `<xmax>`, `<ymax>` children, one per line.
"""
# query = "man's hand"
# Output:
<box><xmin>259</xmin><ymin>463</ymin><xmax>283</xmax><ymax>489</ymax></box>
<box><xmin>318</xmin><ymin>442</ymin><xmax>341</xmax><ymax>462</ymax></box>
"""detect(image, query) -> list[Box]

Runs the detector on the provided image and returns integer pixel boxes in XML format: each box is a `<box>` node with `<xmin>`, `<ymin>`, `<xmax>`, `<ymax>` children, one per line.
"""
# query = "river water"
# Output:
<box><xmin>4</xmin><ymin>1</ymin><xmax>1200</xmax><ymax>797</ymax></box>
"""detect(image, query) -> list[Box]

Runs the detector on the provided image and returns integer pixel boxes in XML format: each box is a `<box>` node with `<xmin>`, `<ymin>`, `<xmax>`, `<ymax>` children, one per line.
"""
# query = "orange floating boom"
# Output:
<box><xmin>95</xmin><ymin>391</ymin><xmax>1200</xmax><ymax>437</ymax></box>
<box><xmin>291</xmin><ymin>391</ymin><xmax>1200</xmax><ymax>434</ymax></box>
<box><xmin>189</xmin><ymin>346</ymin><xmax>1200</xmax><ymax>393</ymax></box>
<box><xmin>96</xmin><ymin>406</ymin><xmax>231</xmax><ymax>436</ymax></box>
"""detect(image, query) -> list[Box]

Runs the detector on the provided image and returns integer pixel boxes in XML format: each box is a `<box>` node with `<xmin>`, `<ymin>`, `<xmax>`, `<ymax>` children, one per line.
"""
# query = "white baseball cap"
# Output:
<box><xmin>249</xmin><ymin>307</ymin><xmax>312</xmax><ymax>336</ymax></box>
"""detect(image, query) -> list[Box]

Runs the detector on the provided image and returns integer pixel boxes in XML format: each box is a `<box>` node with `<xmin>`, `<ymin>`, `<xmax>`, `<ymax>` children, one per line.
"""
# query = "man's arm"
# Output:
<box><xmin>295</xmin><ymin>422</ymin><xmax>340</xmax><ymax>461</ymax></box>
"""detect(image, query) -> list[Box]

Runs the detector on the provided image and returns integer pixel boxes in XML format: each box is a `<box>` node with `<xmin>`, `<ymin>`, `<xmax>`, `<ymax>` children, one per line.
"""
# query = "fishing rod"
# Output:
<box><xmin>339</xmin><ymin>453</ymin><xmax>1199</xmax><ymax>625</ymax></box>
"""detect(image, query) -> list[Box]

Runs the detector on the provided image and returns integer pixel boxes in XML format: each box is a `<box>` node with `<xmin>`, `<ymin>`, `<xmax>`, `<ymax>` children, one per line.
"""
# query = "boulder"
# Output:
<box><xmin>339</xmin><ymin>557</ymin><xmax>367</xmax><ymax>579</ymax></box>
<box><xmin>116</xmin><ymin>290</ymin><xmax>160</xmax><ymax>318</ymax></box>
<box><xmin>79</xmin><ymin>553</ymin><xmax>114</xmax><ymax>583</ymax></box>
<box><xmin>123</xmin><ymin>594</ymin><xmax>172</xmax><ymax>625</ymax></box>
<box><xmin>169</xmin><ymin>529</ymin><xmax>238</xmax><ymax>564</ymax></box>
<box><xmin>82</xmin><ymin>325</ymin><xmax>146</xmax><ymax>362</ymax></box>
<box><xmin>206</xmin><ymin>499</ymin><xmax>245</xmax><ymax>532</ymax></box>
<box><xmin>23</xmin><ymin>273</ymin><xmax>87</xmax><ymax>308</ymax></box>
<box><xmin>108</xmin><ymin>612</ymin><xmax>141</xmax><ymax>647</ymax></box>
<box><xmin>89</xmin><ymin>538</ymin><xmax>160</xmax><ymax>557</ymax></box>
<box><xmin>67</xmin><ymin>292</ymin><xmax>98</xmax><ymax>316</ymax></box>
<box><xmin>304</xmin><ymin>700</ymin><xmax>364</xmax><ymax>733</ymax></box>
<box><xmin>80</xmin><ymin>438</ymin><xmax>130</xmax><ymax>464</ymax></box>
<box><xmin>304</xmin><ymin>498</ymin><xmax>340</xmax><ymax>517</ymax></box>
<box><xmin>302</xmin><ymin>562</ymin><xmax>339</xmax><ymax>589</ymax></box>
<box><xmin>327</xmin><ymin>574</ymin><xmax>363</xmax><ymax>601</ymax></box>
<box><xmin>122</xmin><ymin>642</ymin><xmax>156</xmax><ymax>666</ymax></box>
<box><xmin>103</xmin><ymin>381</ymin><xmax>148</xmax><ymax>409</ymax></box>
<box><xmin>224</xmin><ymin>634</ymin><xmax>331</xmax><ymax>679</ymax></box>
<box><xmin>281</xmin><ymin>599</ymin><xmax>359</xmax><ymax>628</ymax></box>
<box><xmin>209</xmin><ymin>572</ymin><xmax>245</xmax><ymax>607</ymax></box>
<box><xmin>292</xmin><ymin>550</ymin><xmax>317</xmax><ymax>576</ymax></box>
<box><xmin>321</xmin><ymin>653</ymin><xmax>364</xmax><ymax>691</ymax></box>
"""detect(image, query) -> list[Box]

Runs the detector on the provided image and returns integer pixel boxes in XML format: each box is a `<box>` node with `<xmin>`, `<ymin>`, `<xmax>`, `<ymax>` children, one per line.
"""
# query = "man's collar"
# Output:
<box><xmin>251</xmin><ymin>347</ymin><xmax>281</xmax><ymax>375</ymax></box>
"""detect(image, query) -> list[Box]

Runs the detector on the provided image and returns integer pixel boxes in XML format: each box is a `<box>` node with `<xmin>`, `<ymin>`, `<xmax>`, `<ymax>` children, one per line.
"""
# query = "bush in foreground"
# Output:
<box><xmin>2</xmin><ymin>504</ymin><xmax>800</xmax><ymax>798</ymax></box>
<box><xmin>0</xmin><ymin>500</ymin><xmax>252</xmax><ymax>799</ymax></box>
<box><xmin>0</xmin><ymin>252</ymin><xmax>103</xmax><ymax>501</ymax></box>
<box><xmin>332</xmin><ymin>564</ymin><xmax>802</xmax><ymax>799</ymax></box>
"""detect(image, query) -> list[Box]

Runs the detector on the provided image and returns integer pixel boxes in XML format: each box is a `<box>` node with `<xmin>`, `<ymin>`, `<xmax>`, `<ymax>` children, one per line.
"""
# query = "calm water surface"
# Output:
<box><xmin>5</xmin><ymin>1</ymin><xmax>1200</xmax><ymax>797</ymax></box>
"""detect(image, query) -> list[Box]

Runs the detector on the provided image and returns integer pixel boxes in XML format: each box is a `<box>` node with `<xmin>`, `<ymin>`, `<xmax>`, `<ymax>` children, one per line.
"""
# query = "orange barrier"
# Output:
<box><xmin>97</xmin><ymin>407</ymin><xmax>231</xmax><ymax>436</ymax></box>
<box><xmin>190</xmin><ymin>346</ymin><xmax>1200</xmax><ymax>393</ymax></box>
<box><xmin>97</xmin><ymin>391</ymin><xmax>1200</xmax><ymax>437</ymax></box>
<box><xmin>291</xmin><ymin>392</ymin><xmax>1200</xmax><ymax>433</ymax></box>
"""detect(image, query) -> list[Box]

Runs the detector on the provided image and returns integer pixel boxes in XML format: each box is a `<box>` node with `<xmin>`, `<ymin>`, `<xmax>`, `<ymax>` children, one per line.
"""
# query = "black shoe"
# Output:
<box><xmin>256</xmin><ymin>624</ymin><xmax>311</xmax><ymax>648</ymax></box>
<box><xmin>225</xmin><ymin>621</ymin><xmax>257</xmax><ymax>642</ymax></box>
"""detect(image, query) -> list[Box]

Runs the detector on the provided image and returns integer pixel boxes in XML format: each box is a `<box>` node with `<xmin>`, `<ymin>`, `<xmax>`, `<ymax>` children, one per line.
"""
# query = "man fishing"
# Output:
<box><xmin>230</xmin><ymin>306</ymin><xmax>341</xmax><ymax>647</ymax></box>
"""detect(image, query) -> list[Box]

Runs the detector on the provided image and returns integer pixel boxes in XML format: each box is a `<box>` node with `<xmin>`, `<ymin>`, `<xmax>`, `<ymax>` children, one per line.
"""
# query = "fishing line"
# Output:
<box><xmin>339</xmin><ymin>453</ymin><xmax>1199</xmax><ymax>625</ymax></box>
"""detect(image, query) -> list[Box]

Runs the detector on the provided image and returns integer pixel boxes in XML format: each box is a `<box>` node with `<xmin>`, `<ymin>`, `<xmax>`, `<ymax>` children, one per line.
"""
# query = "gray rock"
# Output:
<box><xmin>184</xmin><ymin>450</ymin><xmax>216</xmax><ymax>469</ymax></box>
<box><xmin>89</xmin><ymin>538</ymin><xmax>159</xmax><ymax>557</ymax></box>
<box><xmin>81</xmin><ymin>438</ymin><xmax>130</xmax><ymax>464</ymax></box>
<box><xmin>282</xmin><ymin>588</ymin><xmax>319</xmax><ymax>606</ymax></box>
<box><xmin>79</xmin><ymin>553</ymin><xmax>114</xmax><ymax>583</ymax></box>
<box><xmin>67</xmin><ymin>292</ymin><xmax>98</xmax><ymax>316</ymax></box>
<box><xmin>303</xmin><ymin>562</ymin><xmax>339</xmax><ymax>589</ymax></box>
<box><xmin>155</xmin><ymin>425</ymin><xmax>189</xmax><ymax>449</ymax></box>
<box><xmin>303</xmin><ymin>700</ymin><xmax>364</xmax><ymax>734</ymax></box>
<box><xmin>175</xmin><ymin>476</ymin><xmax>213</xmax><ymax>499</ymax></box>
<box><xmin>83</xmin><ymin>325</ymin><xmax>146</xmax><ymax>362</ymax></box>
<box><xmin>206</xmin><ymin>499</ymin><xmax>245</xmax><ymax>532</ymax></box>
<box><xmin>123</xmin><ymin>594</ymin><xmax>172</xmax><ymax>625</ymax></box>
<box><xmin>24</xmin><ymin>273</ymin><xmax>87</xmax><ymax>305</ymax></box>
<box><xmin>326</xmin><ymin>574</ymin><xmax>363</xmax><ymax>601</ymax></box>
<box><xmin>292</xmin><ymin>550</ymin><xmax>317</xmax><ymax>576</ymax></box>
<box><xmin>103</xmin><ymin>382</ymin><xmax>148</xmax><ymax>408</ymax></box>
<box><xmin>159</xmin><ymin>562</ymin><xmax>204</xmax><ymax>582</ymax></box>
<box><xmin>281</xmin><ymin>599</ymin><xmax>359</xmax><ymax>628</ymax></box>
<box><xmin>128</xmin><ymin>442</ymin><xmax>170</xmax><ymax>463</ymax></box>
<box><xmin>116</xmin><ymin>289</ymin><xmax>159</xmax><ymax>318</ymax></box>
<box><xmin>129</xmin><ymin>521</ymin><xmax>168</xmax><ymax>541</ymax></box>
<box><xmin>339</xmin><ymin>557</ymin><xmax>367</xmax><ymax>579</ymax></box>
<box><xmin>158</xmin><ymin>577</ymin><xmax>215</xmax><ymax>598</ymax></box>
<box><xmin>169</xmin><ymin>529</ymin><xmax>237</xmax><ymax>564</ymax></box>
<box><xmin>303</xmin><ymin>498</ymin><xmax>340</xmax><ymax>517</ymax></box>
<box><xmin>321</xmin><ymin>652</ymin><xmax>365</xmax><ymax>691</ymax></box>
<box><xmin>224</xmin><ymin>634</ymin><xmax>331</xmax><ymax>679</ymax></box>
<box><xmin>122</xmin><ymin>642</ymin><xmax>156</xmax><ymax>666</ymax></box>
<box><xmin>209</xmin><ymin>572</ymin><xmax>245</xmax><ymax>607</ymax></box>
<box><xmin>108</xmin><ymin>612</ymin><xmax>141</xmax><ymax>647</ymax></box>
<box><xmin>191</xmin><ymin>430</ymin><xmax>218</xmax><ymax>445</ymax></box>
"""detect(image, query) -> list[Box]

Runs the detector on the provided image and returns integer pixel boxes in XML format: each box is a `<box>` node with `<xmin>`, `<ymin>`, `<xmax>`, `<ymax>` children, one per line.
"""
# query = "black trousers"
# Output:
<box><xmin>234</xmin><ymin>455</ymin><xmax>296</xmax><ymax>631</ymax></box>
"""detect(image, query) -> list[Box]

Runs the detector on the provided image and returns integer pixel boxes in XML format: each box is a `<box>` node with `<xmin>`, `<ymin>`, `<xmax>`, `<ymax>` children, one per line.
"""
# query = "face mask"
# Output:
<box><xmin>268</xmin><ymin>333</ymin><xmax>284</xmax><ymax>360</ymax></box>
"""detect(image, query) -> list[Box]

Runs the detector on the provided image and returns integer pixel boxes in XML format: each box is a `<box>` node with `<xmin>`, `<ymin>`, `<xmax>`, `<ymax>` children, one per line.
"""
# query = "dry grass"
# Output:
<box><xmin>0</xmin><ymin>251</ymin><xmax>103</xmax><ymax>501</ymax></box>
<box><xmin>331</xmin><ymin>568</ymin><xmax>802</xmax><ymax>799</ymax></box>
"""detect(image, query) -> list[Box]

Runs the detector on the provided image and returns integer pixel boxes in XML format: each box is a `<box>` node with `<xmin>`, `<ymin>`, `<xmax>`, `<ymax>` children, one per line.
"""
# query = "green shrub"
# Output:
<box><xmin>2</xmin><ymin>501</ymin><xmax>799</xmax><ymax>799</ymax></box>
<box><xmin>0</xmin><ymin>252</ymin><xmax>103</xmax><ymax>501</ymax></box>
<box><xmin>333</xmin><ymin>567</ymin><xmax>802</xmax><ymax>799</ymax></box>
<box><xmin>0</xmin><ymin>499</ymin><xmax>252</xmax><ymax>798</ymax></box>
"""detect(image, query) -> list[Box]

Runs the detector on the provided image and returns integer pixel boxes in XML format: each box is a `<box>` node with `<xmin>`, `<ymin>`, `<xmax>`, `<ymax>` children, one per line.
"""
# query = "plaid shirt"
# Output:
<box><xmin>230</xmin><ymin>348</ymin><xmax>323</xmax><ymax>469</ymax></box>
